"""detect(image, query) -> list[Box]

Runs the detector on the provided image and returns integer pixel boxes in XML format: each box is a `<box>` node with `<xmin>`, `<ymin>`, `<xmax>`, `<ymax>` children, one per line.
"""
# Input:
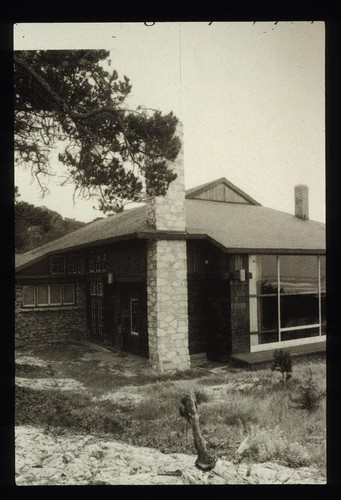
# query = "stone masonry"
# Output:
<box><xmin>147</xmin><ymin>240</ymin><xmax>190</xmax><ymax>372</ymax></box>
<box><xmin>146</xmin><ymin>121</ymin><xmax>190</xmax><ymax>372</ymax></box>
<box><xmin>146</xmin><ymin>122</ymin><xmax>186</xmax><ymax>232</ymax></box>
<box><xmin>15</xmin><ymin>283</ymin><xmax>88</xmax><ymax>349</ymax></box>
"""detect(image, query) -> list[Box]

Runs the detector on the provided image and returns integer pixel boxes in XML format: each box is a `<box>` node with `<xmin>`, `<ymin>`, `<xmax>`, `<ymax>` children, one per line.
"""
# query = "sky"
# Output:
<box><xmin>14</xmin><ymin>22</ymin><xmax>325</xmax><ymax>223</ymax></box>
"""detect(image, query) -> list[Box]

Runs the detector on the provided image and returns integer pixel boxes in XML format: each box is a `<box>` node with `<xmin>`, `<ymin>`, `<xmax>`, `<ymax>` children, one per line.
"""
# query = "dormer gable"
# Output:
<box><xmin>185</xmin><ymin>177</ymin><xmax>261</xmax><ymax>205</ymax></box>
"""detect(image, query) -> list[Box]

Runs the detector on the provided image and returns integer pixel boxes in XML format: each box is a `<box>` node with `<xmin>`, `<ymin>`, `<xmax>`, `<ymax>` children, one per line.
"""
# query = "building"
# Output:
<box><xmin>15</xmin><ymin>136</ymin><xmax>325</xmax><ymax>372</ymax></box>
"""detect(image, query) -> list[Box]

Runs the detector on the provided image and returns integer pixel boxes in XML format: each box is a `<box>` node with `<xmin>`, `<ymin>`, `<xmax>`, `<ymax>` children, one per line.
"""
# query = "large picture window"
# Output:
<box><xmin>22</xmin><ymin>284</ymin><xmax>76</xmax><ymax>307</ymax></box>
<box><xmin>249</xmin><ymin>255</ymin><xmax>325</xmax><ymax>350</ymax></box>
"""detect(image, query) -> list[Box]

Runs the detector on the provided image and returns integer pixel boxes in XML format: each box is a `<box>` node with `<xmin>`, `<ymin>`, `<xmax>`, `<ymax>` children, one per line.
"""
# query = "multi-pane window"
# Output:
<box><xmin>22</xmin><ymin>284</ymin><xmax>76</xmax><ymax>307</ymax></box>
<box><xmin>249</xmin><ymin>255</ymin><xmax>326</xmax><ymax>347</ymax></box>
<box><xmin>66</xmin><ymin>254</ymin><xmax>81</xmax><ymax>274</ymax></box>
<box><xmin>90</xmin><ymin>282</ymin><xmax>103</xmax><ymax>296</ymax></box>
<box><xmin>51</xmin><ymin>256</ymin><xmax>65</xmax><ymax>274</ymax></box>
<box><xmin>89</xmin><ymin>251</ymin><xmax>107</xmax><ymax>273</ymax></box>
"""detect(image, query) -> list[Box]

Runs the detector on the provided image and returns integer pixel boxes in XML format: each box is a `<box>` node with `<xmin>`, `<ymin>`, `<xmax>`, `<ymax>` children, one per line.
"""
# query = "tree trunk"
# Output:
<box><xmin>180</xmin><ymin>393</ymin><xmax>217</xmax><ymax>471</ymax></box>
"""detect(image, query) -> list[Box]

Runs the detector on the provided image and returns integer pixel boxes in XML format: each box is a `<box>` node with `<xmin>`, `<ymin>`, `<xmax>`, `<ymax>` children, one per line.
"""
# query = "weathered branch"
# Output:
<box><xmin>179</xmin><ymin>393</ymin><xmax>217</xmax><ymax>471</ymax></box>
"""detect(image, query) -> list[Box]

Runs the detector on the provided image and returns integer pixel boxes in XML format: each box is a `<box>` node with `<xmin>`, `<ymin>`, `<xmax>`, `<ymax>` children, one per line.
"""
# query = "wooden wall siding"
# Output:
<box><xmin>187</xmin><ymin>279</ymin><xmax>209</xmax><ymax>354</ymax></box>
<box><xmin>187</xmin><ymin>276</ymin><xmax>231</xmax><ymax>359</ymax></box>
<box><xmin>108</xmin><ymin>240</ymin><xmax>147</xmax><ymax>277</ymax></box>
<box><xmin>205</xmin><ymin>277</ymin><xmax>231</xmax><ymax>362</ymax></box>
<box><xmin>94</xmin><ymin>280</ymin><xmax>148</xmax><ymax>357</ymax></box>
<box><xmin>187</xmin><ymin>240</ymin><xmax>230</xmax><ymax>275</ymax></box>
<box><xmin>16</xmin><ymin>257</ymin><xmax>51</xmax><ymax>276</ymax></box>
<box><xmin>196</xmin><ymin>184</ymin><xmax>249</xmax><ymax>204</ymax></box>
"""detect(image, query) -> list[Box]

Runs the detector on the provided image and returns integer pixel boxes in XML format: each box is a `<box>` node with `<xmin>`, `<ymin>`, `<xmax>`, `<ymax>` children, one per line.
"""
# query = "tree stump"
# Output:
<box><xmin>179</xmin><ymin>393</ymin><xmax>217</xmax><ymax>471</ymax></box>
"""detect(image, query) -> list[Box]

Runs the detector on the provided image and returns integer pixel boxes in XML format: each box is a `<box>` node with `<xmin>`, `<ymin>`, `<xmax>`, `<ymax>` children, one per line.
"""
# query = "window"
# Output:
<box><xmin>36</xmin><ymin>285</ymin><xmax>49</xmax><ymax>306</ymax></box>
<box><xmin>320</xmin><ymin>256</ymin><xmax>326</xmax><ymax>335</ymax></box>
<box><xmin>249</xmin><ymin>255</ymin><xmax>325</xmax><ymax>349</ymax></box>
<box><xmin>51</xmin><ymin>256</ymin><xmax>65</xmax><ymax>274</ymax></box>
<box><xmin>66</xmin><ymin>254</ymin><xmax>81</xmax><ymax>274</ymax></box>
<box><xmin>50</xmin><ymin>284</ymin><xmax>62</xmax><ymax>305</ymax></box>
<box><xmin>89</xmin><ymin>282</ymin><xmax>103</xmax><ymax>296</ymax></box>
<box><xmin>22</xmin><ymin>285</ymin><xmax>35</xmax><ymax>307</ymax></box>
<box><xmin>63</xmin><ymin>284</ymin><xmax>75</xmax><ymax>304</ymax></box>
<box><xmin>89</xmin><ymin>253</ymin><xmax>95</xmax><ymax>273</ymax></box>
<box><xmin>89</xmin><ymin>251</ymin><xmax>107</xmax><ymax>273</ymax></box>
<box><xmin>130</xmin><ymin>298</ymin><xmax>139</xmax><ymax>335</ymax></box>
<box><xmin>249</xmin><ymin>255</ymin><xmax>278</xmax><ymax>345</ymax></box>
<box><xmin>22</xmin><ymin>284</ymin><xmax>75</xmax><ymax>307</ymax></box>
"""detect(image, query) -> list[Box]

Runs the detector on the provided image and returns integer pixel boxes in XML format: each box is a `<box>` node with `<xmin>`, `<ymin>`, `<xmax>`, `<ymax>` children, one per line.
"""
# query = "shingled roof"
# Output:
<box><xmin>15</xmin><ymin>179</ymin><xmax>325</xmax><ymax>272</ymax></box>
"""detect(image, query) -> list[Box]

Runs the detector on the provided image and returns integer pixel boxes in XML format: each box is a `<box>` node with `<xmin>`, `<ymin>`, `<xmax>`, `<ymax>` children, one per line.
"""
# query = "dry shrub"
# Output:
<box><xmin>245</xmin><ymin>424</ymin><xmax>311</xmax><ymax>468</ymax></box>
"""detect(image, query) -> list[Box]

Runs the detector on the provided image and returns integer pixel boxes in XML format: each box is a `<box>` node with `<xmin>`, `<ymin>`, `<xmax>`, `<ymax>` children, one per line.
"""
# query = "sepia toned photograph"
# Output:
<box><xmin>14</xmin><ymin>21</ymin><xmax>326</xmax><ymax>485</ymax></box>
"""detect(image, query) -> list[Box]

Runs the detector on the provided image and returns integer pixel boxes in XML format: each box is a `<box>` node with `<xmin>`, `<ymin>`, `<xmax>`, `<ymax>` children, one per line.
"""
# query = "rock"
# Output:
<box><xmin>15</xmin><ymin>426</ymin><xmax>326</xmax><ymax>486</ymax></box>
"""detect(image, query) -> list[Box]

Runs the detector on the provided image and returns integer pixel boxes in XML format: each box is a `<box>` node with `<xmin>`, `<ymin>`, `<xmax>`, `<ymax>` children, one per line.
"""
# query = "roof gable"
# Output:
<box><xmin>185</xmin><ymin>177</ymin><xmax>261</xmax><ymax>205</ymax></box>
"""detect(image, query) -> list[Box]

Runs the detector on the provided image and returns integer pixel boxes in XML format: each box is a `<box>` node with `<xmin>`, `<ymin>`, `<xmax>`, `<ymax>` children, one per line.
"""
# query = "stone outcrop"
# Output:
<box><xmin>15</xmin><ymin>426</ymin><xmax>326</xmax><ymax>485</ymax></box>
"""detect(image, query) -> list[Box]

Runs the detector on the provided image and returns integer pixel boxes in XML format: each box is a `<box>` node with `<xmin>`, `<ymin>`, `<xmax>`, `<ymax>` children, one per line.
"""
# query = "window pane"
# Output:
<box><xmin>23</xmin><ymin>285</ymin><xmax>35</xmax><ymax>306</ymax></box>
<box><xmin>131</xmin><ymin>299</ymin><xmax>139</xmax><ymax>334</ymax></box>
<box><xmin>50</xmin><ymin>284</ymin><xmax>62</xmax><ymax>304</ymax></box>
<box><xmin>320</xmin><ymin>256</ymin><xmax>326</xmax><ymax>293</ymax></box>
<box><xmin>281</xmin><ymin>327</ymin><xmax>320</xmax><ymax>341</ymax></box>
<box><xmin>258</xmin><ymin>331</ymin><xmax>279</xmax><ymax>344</ymax></box>
<box><xmin>63</xmin><ymin>284</ymin><xmax>75</xmax><ymax>304</ymax></box>
<box><xmin>89</xmin><ymin>253</ymin><xmax>95</xmax><ymax>272</ymax></box>
<box><xmin>280</xmin><ymin>255</ymin><xmax>318</xmax><ymax>294</ymax></box>
<box><xmin>321</xmin><ymin>293</ymin><xmax>326</xmax><ymax>334</ymax></box>
<box><xmin>280</xmin><ymin>294</ymin><xmax>319</xmax><ymax>328</ymax></box>
<box><xmin>36</xmin><ymin>285</ymin><xmax>49</xmax><ymax>305</ymax></box>
<box><xmin>249</xmin><ymin>255</ymin><xmax>277</xmax><ymax>295</ymax></box>
<box><xmin>250</xmin><ymin>296</ymin><xmax>278</xmax><ymax>332</ymax></box>
<box><xmin>51</xmin><ymin>256</ymin><xmax>65</xmax><ymax>274</ymax></box>
<box><xmin>95</xmin><ymin>254</ymin><xmax>102</xmax><ymax>271</ymax></box>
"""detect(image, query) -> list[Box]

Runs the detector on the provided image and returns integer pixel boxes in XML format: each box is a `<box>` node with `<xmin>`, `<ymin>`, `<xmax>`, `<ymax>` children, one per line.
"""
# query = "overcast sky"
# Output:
<box><xmin>14</xmin><ymin>22</ymin><xmax>325</xmax><ymax>223</ymax></box>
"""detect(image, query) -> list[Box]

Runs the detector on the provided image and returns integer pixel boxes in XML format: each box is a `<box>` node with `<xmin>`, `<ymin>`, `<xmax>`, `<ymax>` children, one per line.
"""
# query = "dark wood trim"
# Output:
<box><xmin>16</xmin><ymin>275</ymin><xmax>86</xmax><ymax>284</ymax></box>
<box><xmin>205</xmin><ymin>236</ymin><xmax>326</xmax><ymax>256</ymax></box>
<box><xmin>16</xmin><ymin>229</ymin><xmax>326</xmax><ymax>275</ymax></box>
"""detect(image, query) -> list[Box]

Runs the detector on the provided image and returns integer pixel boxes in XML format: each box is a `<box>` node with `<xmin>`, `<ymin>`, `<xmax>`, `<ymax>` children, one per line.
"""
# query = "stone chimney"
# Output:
<box><xmin>146</xmin><ymin>121</ymin><xmax>190</xmax><ymax>373</ymax></box>
<box><xmin>295</xmin><ymin>184</ymin><xmax>309</xmax><ymax>220</ymax></box>
<box><xmin>146</xmin><ymin>121</ymin><xmax>186</xmax><ymax>231</ymax></box>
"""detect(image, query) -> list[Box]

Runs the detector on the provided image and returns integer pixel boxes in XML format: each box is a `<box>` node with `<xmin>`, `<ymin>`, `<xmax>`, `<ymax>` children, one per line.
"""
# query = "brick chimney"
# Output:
<box><xmin>146</xmin><ymin>121</ymin><xmax>190</xmax><ymax>373</ymax></box>
<box><xmin>295</xmin><ymin>184</ymin><xmax>309</xmax><ymax>220</ymax></box>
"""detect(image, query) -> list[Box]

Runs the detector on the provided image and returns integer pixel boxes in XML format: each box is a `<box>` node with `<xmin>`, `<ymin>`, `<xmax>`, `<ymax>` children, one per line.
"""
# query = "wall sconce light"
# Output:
<box><xmin>108</xmin><ymin>272</ymin><xmax>113</xmax><ymax>284</ymax></box>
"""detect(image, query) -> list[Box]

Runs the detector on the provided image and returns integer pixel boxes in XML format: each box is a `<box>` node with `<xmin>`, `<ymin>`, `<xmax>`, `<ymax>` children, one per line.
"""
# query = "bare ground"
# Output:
<box><xmin>15</xmin><ymin>342</ymin><xmax>326</xmax><ymax>485</ymax></box>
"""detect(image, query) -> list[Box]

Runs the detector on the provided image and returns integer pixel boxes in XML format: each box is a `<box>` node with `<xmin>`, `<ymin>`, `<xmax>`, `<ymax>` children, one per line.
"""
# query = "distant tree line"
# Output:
<box><xmin>15</xmin><ymin>187</ymin><xmax>86</xmax><ymax>253</ymax></box>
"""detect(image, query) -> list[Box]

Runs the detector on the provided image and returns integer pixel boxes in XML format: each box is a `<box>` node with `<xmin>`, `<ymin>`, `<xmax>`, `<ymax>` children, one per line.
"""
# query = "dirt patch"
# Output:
<box><xmin>15</xmin><ymin>355</ymin><xmax>51</xmax><ymax>368</ymax></box>
<box><xmin>16</xmin><ymin>377</ymin><xmax>86</xmax><ymax>392</ymax></box>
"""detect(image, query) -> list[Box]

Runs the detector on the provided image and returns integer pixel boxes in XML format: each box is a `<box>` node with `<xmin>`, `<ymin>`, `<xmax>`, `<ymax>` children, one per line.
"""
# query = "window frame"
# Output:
<box><xmin>62</xmin><ymin>284</ymin><xmax>75</xmax><ymax>305</ymax></box>
<box><xmin>130</xmin><ymin>298</ymin><xmax>139</xmax><ymax>336</ymax></box>
<box><xmin>249</xmin><ymin>254</ymin><xmax>326</xmax><ymax>350</ymax></box>
<box><xmin>89</xmin><ymin>250</ymin><xmax>107</xmax><ymax>273</ymax></box>
<box><xmin>22</xmin><ymin>285</ymin><xmax>36</xmax><ymax>307</ymax></box>
<box><xmin>22</xmin><ymin>284</ymin><xmax>76</xmax><ymax>308</ymax></box>
<box><xmin>50</xmin><ymin>255</ymin><xmax>66</xmax><ymax>275</ymax></box>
